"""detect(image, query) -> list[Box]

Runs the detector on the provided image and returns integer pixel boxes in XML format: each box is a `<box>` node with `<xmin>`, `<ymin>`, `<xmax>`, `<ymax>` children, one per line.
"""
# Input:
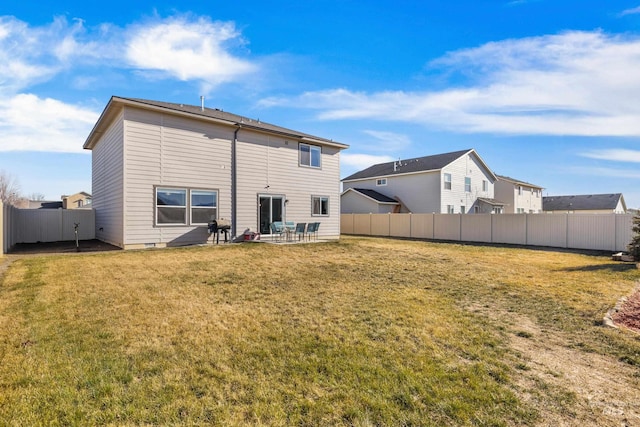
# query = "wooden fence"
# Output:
<box><xmin>341</xmin><ymin>213</ymin><xmax>635</xmax><ymax>252</ymax></box>
<box><xmin>1</xmin><ymin>201</ymin><xmax>95</xmax><ymax>254</ymax></box>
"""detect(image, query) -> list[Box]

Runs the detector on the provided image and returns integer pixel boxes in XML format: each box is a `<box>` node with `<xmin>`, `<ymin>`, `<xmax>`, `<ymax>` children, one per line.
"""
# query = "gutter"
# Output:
<box><xmin>231</xmin><ymin>126</ymin><xmax>240</xmax><ymax>239</ymax></box>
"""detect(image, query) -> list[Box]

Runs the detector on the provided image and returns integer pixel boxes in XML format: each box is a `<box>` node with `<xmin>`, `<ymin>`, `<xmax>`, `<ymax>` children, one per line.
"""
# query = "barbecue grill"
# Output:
<box><xmin>208</xmin><ymin>218</ymin><xmax>231</xmax><ymax>244</ymax></box>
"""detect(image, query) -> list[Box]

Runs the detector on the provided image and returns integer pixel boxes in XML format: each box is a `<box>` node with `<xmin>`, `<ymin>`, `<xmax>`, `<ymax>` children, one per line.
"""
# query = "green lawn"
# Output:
<box><xmin>1</xmin><ymin>237</ymin><xmax>639</xmax><ymax>425</ymax></box>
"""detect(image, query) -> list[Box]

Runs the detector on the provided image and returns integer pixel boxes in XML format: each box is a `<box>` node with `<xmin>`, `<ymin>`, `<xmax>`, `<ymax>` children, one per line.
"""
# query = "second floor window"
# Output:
<box><xmin>376</xmin><ymin>178</ymin><xmax>387</xmax><ymax>186</ymax></box>
<box><xmin>300</xmin><ymin>143</ymin><xmax>321</xmax><ymax>168</ymax></box>
<box><xmin>444</xmin><ymin>173</ymin><xmax>452</xmax><ymax>190</ymax></box>
<box><xmin>465</xmin><ymin>177</ymin><xmax>471</xmax><ymax>192</ymax></box>
<box><xmin>482</xmin><ymin>180</ymin><xmax>488</xmax><ymax>192</ymax></box>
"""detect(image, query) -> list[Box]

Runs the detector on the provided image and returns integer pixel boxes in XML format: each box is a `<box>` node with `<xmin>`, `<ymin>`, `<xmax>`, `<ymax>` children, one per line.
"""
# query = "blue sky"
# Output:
<box><xmin>1</xmin><ymin>1</ymin><xmax>640</xmax><ymax>208</ymax></box>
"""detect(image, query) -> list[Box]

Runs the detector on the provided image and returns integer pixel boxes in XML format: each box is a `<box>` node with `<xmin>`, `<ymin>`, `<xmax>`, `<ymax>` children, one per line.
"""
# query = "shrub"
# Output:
<box><xmin>629</xmin><ymin>211</ymin><xmax>640</xmax><ymax>262</ymax></box>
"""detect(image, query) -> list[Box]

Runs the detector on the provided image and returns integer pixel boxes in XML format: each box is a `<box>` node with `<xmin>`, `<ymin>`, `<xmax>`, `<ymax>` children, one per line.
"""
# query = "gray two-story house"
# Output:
<box><xmin>84</xmin><ymin>97</ymin><xmax>348</xmax><ymax>249</ymax></box>
<box><xmin>341</xmin><ymin>149</ymin><xmax>502</xmax><ymax>214</ymax></box>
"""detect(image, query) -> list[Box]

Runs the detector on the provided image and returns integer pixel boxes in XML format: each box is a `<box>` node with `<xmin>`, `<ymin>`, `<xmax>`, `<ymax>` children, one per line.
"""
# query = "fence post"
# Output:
<box><xmin>0</xmin><ymin>201</ymin><xmax>4</xmax><ymax>254</ymax></box>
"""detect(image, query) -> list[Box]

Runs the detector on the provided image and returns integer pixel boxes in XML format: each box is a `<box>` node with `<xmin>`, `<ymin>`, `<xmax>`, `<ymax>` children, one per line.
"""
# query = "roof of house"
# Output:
<box><xmin>84</xmin><ymin>96</ymin><xmax>349</xmax><ymax>150</ymax></box>
<box><xmin>476</xmin><ymin>197</ymin><xmax>505</xmax><ymax>206</ymax></box>
<box><xmin>496</xmin><ymin>174</ymin><xmax>544</xmax><ymax>189</ymax></box>
<box><xmin>62</xmin><ymin>191</ymin><xmax>92</xmax><ymax>200</ymax></box>
<box><xmin>27</xmin><ymin>200</ymin><xmax>63</xmax><ymax>209</ymax></box>
<box><xmin>342</xmin><ymin>149</ymin><xmax>496</xmax><ymax>181</ymax></box>
<box><xmin>542</xmin><ymin>193</ymin><xmax>626</xmax><ymax>211</ymax></box>
<box><xmin>343</xmin><ymin>188</ymin><xmax>399</xmax><ymax>204</ymax></box>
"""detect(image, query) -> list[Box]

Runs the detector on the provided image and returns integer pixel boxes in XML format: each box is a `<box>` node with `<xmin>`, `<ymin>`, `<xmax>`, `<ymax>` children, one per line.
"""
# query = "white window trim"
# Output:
<box><xmin>299</xmin><ymin>143</ymin><xmax>322</xmax><ymax>168</ymax></box>
<box><xmin>190</xmin><ymin>189</ymin><xmax>218</xmax><ymax>225</ymax></box>
<box><xmin>376</xmin><ymin>178</ymin><xmax>387</xmax><ymax>186</ymax></box>
<box><xmin>444</xmin><ymin>173</ymin><xmax>452</xmax><ymax>190</ymax></box>
<box><xmin>311</xmin><ymin>195</ymin><xmax>330</xmax><ymax>216</ymax></box>
<box><xmin>465</xmin><ymin>177</ymin><xmax>471</xmax><ymax>193</ymax></box>
<box><xmin>155</xmin><ymin>187</ymin><xmax>218</xmax><ymax>227</ymax></box>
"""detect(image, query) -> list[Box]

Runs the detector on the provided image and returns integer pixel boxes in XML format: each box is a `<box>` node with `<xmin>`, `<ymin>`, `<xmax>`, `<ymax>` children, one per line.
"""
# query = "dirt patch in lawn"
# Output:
<box><xmin>469</xmin><ymin>305</ymin><xmax>640</xmax><ymax>427</ymax></box>
<box><xmin>510</xmin><ymin>316</ymin><xmax>639</xmax><ymax>426</ymax></box>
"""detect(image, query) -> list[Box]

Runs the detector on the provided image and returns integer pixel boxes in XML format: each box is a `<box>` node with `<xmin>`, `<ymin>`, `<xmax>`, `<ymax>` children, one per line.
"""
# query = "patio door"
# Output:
<box><xmin>258</xmin><ymin>195</ymin><xmax>284</xmax><ymax>234</ymax></box>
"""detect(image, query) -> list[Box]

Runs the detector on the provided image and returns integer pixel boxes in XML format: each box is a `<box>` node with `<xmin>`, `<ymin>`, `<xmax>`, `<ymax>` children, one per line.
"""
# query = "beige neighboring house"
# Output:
<box><xmin>543</xmin><ymin>193</ymin><xmax>627</xmax><ymax>214</ymax></box>
<box><xmin>83</xmin><ymin>96</ymin><xmax>348</xmax><ymax>249</ymax></box>
<box><xmin>495</xmin><ymin>175</ymin><xmax>544</xmax><ymax>214</ymax></box>
<box><xmin>341</xmin><ymin>149</ymin><xmax>502</xmax><ymax>214</ymax></box>
<box><xmin>62</xmin><ymin>192</ymin><xmax>92</xmax><ymax>209</ymax></box>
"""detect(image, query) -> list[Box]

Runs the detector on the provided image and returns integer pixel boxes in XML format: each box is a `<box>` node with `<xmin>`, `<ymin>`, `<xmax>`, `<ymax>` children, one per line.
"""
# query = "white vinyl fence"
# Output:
<box><xmin>341</xmin><ymin>213</ymin><xmax>635</xmax><ymax>252</ymax></box>
<box><xmin>1</xmin><ymin>201</ymin><xmax>95</xmax><ymax>254</ymax></box>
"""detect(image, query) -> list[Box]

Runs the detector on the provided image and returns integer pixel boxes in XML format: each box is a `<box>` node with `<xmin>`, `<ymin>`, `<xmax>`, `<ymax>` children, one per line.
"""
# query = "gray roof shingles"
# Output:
<box><xmin>119</xmin><ymin>97</ymin><xmax>346</xmax><ymax>146</ymax></box>
<box><xmin>496</xmin><ymin>174</ymin><xmax>543</xmax><ymax>189</ymax></box>
<box><xmin>350</xmin><ymin>188</ymin><xmax>398</xmax><ymax>204</ymax></box>
<box><xmin>342</xmin><ymin>149</ymin><xmax>472</xmax><ymax>181</ymax></box>
<box><xmin>542</xmin><ymin>194</ymin><xmax>623</xmax><ymax>211</ymax></box>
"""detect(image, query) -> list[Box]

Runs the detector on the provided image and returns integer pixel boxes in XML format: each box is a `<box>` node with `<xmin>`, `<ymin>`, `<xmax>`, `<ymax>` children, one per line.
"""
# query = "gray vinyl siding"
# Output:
<box><xmin>340</xmin><ymin>191</ymin><xmax>395</xmax><ymax>214</ymax></box>
<box><xmin>92</xmin><ymin>110</ymin><xmax>124</xmax><ymax>247</ymax></box>
<box><xmin>236</xmin><ymin>132</ymin><xmax>341</xmax><ymax>237</ymax></box>
<box><xmin>122</xmin><ymin>107</ymin><xmax>232</xmax><ymax>247</ymax></box>
<box><xmin>494</xmin><ymin>180</ymin><xmax>516</xmax><ymax>213</ymax></box>
<box><xmin>97</xmin><ymin>106</ymin><xmax>342</xmax><ymax>246</ymax></box>
<box><xmin>441</xmin><ymin>154</ymin><xmax>494</xmax><ymax>213</ymax></box>
<box><xmin>343</xmin><ymin>172</ymin><xmax>441</xmax><ymax>213</ymax></box>
<box><xmin>495</xmin><ymin>180</ymin><xmax>543</xmax><ymax>213</ymax></box>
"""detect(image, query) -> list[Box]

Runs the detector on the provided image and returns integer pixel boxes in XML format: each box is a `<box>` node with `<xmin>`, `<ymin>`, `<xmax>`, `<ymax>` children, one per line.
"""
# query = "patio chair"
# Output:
<box><xmin>305</xmin><ymin>222</ymin><xmax>317</xmax><ymax>241</ymax></box>
<box><xmin>294</xmin><ymin>222</ymin><xmax>306</xmax><ymax>241</ymax></box>
<box><xmin>312</xmin><ymin>222</ymin><xmax>320</xmax><ymax>240</ymax></box>
<box><xmin>270</xmin><ymin>222</ymin><xmax>285</xmax><ymax>242</ymax></box>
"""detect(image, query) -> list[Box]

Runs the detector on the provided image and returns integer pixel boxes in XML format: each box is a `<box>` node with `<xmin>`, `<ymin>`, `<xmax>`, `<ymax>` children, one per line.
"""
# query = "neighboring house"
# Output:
<box><xmin>17</xmin><ymin>200</ymin><xmax>63</xmax><ymax>209</ymax></box>
<box><xmin>543</xmin><ymin>193</ymin><xmax>627</xmax><ymax>214</ymax></box>
<box><xmin>341</xmin><ymin>149</ymin><xmax>501</xmax><ymax>214</ymax></box>
<box><xmin>83</xmin><ymin>96</ymin><xmax>348</xmax><ymax>249</ymax></box>
<box><xmin>495</xmin><ymin>175</ymin><xmax>544</xmax><ymax>214</ymax></box>
<box><xmin>340</xmin><ymin>188</ymin><xmax>400</xmax><ymax>214</ymax></box>
<box><xmin>62</xmin><ymin>191</ymin><xmax>92</xmax><ymax>209</ymax></box>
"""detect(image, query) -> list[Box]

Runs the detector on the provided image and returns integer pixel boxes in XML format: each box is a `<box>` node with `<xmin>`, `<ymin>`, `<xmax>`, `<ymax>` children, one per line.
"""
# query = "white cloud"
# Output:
<box><xmin>580</xmin><ymin>149</ymin><xmax>640</xmax><ymax>163</ymax></box>
<box><xmin>0</xmin><ymin>14</ymin><xmax>261</xmax><ymax>153</ymax></box>
<box><xmin>341</xmin><ymin>153</ymin><xmax>394</xmax><ymax>171</ymax></box>
<box><xmin>125</xmin><ymin>17</ymin><xmax>256</xmax><ymax>92</ymax></box>
<box><xmin>569</xmin><ymin>166</ymin><xmax>640</xmax><ymax>180</ymax></box>
<box><xmin>0</xmin><ymin>17</ymin><xmax>62</xmax><ymax>91</ymax></box>
<box><xmin>362</xmin><ymin>130</ymin><xmax>412</xmax><ymax>152</ymax></box>
<box><xmin>0</xmin><ymin>14</ymin><xmax>257</xmax><ymax>94</ymax></box>
<box><xmin>0</xmin><ymin>94</ymin><xmax>99</xmax><ymax>153</ymax></box>
<box><xmin>619</xmin><ymin>6</ymin><xmax>640</xmax><ymax>16</ymax></box>
<box><xmin>262</xmin><ymin>31</ymin><xmax>640</xmax><ymax>137</ymax></box>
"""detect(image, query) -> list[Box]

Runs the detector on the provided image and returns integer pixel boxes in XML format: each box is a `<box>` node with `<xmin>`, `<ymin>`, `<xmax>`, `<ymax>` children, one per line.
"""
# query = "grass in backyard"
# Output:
<box><xmin>0</xmin><ymin>236</ymin><xmax>639</xmax><ymax>425</ymax></box>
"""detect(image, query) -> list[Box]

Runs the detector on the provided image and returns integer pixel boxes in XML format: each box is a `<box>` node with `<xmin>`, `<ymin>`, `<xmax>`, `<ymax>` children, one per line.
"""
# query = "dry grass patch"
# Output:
<box><xmin>1</xmin><ymin>237</ymin><xmax>639</xmax><ymax>425</ymax></box>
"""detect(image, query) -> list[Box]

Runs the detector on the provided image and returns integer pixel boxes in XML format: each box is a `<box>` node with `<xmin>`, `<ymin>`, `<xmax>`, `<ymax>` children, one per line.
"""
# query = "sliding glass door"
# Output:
<box><xmin>258</xmin><ymin>195</ymin><xmax>284</xmax><ymax>234</ymax></box>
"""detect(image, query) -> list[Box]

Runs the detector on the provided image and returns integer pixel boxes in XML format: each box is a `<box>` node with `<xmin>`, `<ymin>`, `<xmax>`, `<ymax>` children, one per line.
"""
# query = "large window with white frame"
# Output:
<box><xmin>465</xmin><ymin>177</ymin><xmax>471</xmax><ymax>192</ymax></box>
<box><xmin>299</xmin><ymin>143</ymin><xmax>321</xmax><ymax>168</ymax></box>
<box><xmin>191</xmin><ymin>190</ymin><xmax>218</xmax><ymax>224</ymax></box>
<box><xmin>311</xmin><ymin>195</ymin><xmax>329</xmax><ymax>216</ymax></box>
<box><xmin>156</xmin><ymin>187</ymin><xmax>217</xmax><ymax>226</ymax></box>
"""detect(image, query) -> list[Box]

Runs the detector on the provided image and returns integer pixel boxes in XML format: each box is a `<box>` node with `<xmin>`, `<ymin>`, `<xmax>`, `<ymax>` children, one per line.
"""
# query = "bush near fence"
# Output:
<box><xmin>341</xmin><ymin>213</ymin><xmax>634</xmax><ymax>252</ymax></box>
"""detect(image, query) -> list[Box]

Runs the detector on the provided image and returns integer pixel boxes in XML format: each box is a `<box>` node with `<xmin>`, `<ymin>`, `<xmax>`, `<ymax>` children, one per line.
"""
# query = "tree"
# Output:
<box><xmin>0</xmin><ymin>170</ymin><xmax>23</xmax><ymax>206</ymax></box>
<box><xmin>28</xmin><ymin>192</ymin><xmax>46</xmax><ymax>201</ymax></box>
<box><xmin>629</xmin><ymin>211</ymin><xmax>640</xmax><ymax>262</ymax></box>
